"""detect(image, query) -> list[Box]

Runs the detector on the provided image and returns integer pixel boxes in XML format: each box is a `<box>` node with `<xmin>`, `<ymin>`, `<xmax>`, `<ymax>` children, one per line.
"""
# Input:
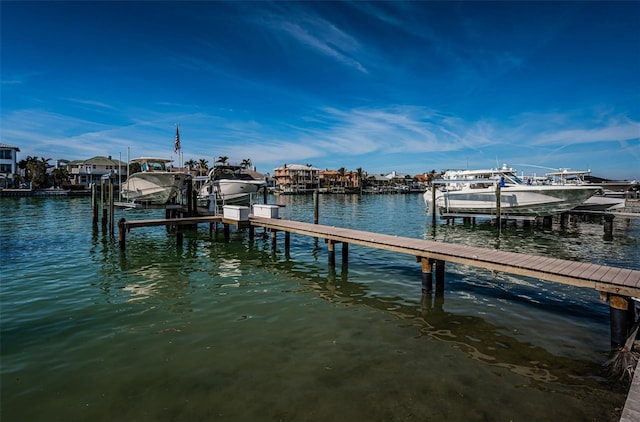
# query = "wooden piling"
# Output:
<box><xmin>604</xmin><ymin>215</ymin><xmax>614</xmax><ymax>239</ymax></box>
<box><xmin>271</xmin><ymin>230</ymin><xmax>277</xmax><ymax>250</ymax></box>
<box><xmin>328</xmin><ymin>239</ymin><xmax>336</xmax><ymax>267</ymax></box>
<box><xmin>101</xmin><ymin>178</ymin><xmax>107</xmax><ymax>227</ymax></box>
<box><xmin>176</xmin><ymin>227</ymin><xmax>184</xmax><ymax>246</ymax></box>
<box><xmin>224</xmin><ymin>224</ymin><xmax>230</xmax><ymax>242</ymax></box>
<box><xmin>109</xmin><ymin>176</ymin><xmax>115</xmax><ymax>237</ymax></box>
<box><xmin>419</xmin><ymin>257</ymin><xmax>433</xmax><ymax>294</ymax></box>
<box><xmin>609</xmin><ymin>294</ymin><xmax>634</xmax><ymax>350</ymax></box>
<box><xmin>431</xmin><ymin>184</ymin><xmax>436</xmax><ymax>223</ymax></box>
<box><xmin>91</xmin><ymin>183</ymin><xmax>98</xmax><ymax>225</ymax></box>
<box><xmin>342</xmin><ymin>242</ymin><xmax>349</xmax><ymax>267</ymax></box>
<box><xmin>285</xmin><ymin>231</ymin><xmax>290</xmax><ymax>251</ymax></box>
<box><xmin>313</xmin><ymin>189</ymin><xmax>319</xmax><ymax>224</ymax></box>
<box><xmin>495</xmin><ymin>183</ymin><xmax>501</xmax><ymax>226</ymax></box>
<box><xmin>118</xmin><ymin>218</ymin><xmax>126</xmax><ymax>250</ymax></box>
<box><xmin>435</xmin><ymin>259</ymin><xmax>445</xmax><ymax>290</ymax></box>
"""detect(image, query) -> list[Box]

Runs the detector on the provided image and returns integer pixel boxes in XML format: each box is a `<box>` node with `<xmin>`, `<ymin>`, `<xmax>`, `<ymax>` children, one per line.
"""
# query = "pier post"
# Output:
<box><xmin>118</xmin><ymin>218</ymin><xmax>126</xmax><ymax>250</ymax></box>
<box><xmin>431</xmin><ymin>184</ymin><xmax>436</xmax><ymax>223</ymax></box>
<box><xmin>224</xmin><ymin>224</ymin><xmax>230</xmax><ymax>242</ymax></box>
<box><xmin>313</xmin><ymin>189</ymin><xmax>319</xmax><ymax>224</ymax></box>
<box><xmin>342</xmin><ymin>242</ymin><xmax>349</xmax><ymax>268</ymax></box>
<box><xmin>101</xmin><ymin>178</ymin><xmax>107</xmax><ymax>227</ymax></box>
<box><xmin>91</xmin><ymin>183</ymin><xmax>98</xmax><ymax>225</ymax></box>
<box><xmin>542</xmin><ymin>216</ymin><xmax>553</xmax><ymax>228</ymax></box>
<box><xmin>419</xmin><ymin>257</ymin><xmax>433</xmax><ymax>294</ymax></box>
<box><xmin>285</xmin><ymin>231</ymin><xmax>290</xmax><ymax>252</ymax></box>
<box><xmin>495</xmin><ymin>184</ymin><xmax>501</xmax><ymax>226</ymax></box>
<box><xmin>271</xmin><ymin>230</ymin><xmax>277</xmax><ymax>250</ymax></box>
<box><xmin>435</xmin><ymin>260</ymin><xmax>445</xmax><ymax>292</ymax></box>
<box><xmin>327</xmin><ymin>240</ymin><xmax>336</xmax><ymax>267</ymax></box>
<box><xmin>604</xmin><ymin>214</ymin><xmax>614</xmax><ymax>240</ymax></box>
<box><xmin>248</xmin><ymin>226</ymin><xmax>255</xmax><ymax>241</ymax></box>
<box><xmin>609</xmin><ymin>294</ymin><xmax>635</xmax><ymax>350</ymax></box>
<box><xmin>109</xmin><ymin>176</ymin><xmax>115</xmax><ymax>237</ymax></box>
<box><xmin>176</xmin><ymin>227</ymin><xmax>184</xmax><ymax>246</ymax></box>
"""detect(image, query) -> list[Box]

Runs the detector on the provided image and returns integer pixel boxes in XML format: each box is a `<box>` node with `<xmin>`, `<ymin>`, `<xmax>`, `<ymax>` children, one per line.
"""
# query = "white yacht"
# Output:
<box><xmin>198</xmin><ymin>164</ymin><xmax>266</xmax><ymax>205</ymax></box>
<box><xmin>424</xmin><ymin>164</ymin><xmax>601</xmax><ymax>218</ymax></box>
<box><xmin>121</xmin><ymin>158</ymin><xmax>190</xmax><ymax>205</ymax></box>
<box><xmin>544</xmin><ymin>169</ymin><xmax>628</xmax><ymax>212</ymax></box>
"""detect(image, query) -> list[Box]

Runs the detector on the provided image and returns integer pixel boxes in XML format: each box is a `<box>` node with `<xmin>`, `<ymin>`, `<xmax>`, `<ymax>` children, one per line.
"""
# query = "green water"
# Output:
<box><xmin>1</xmin><ymin>194</ymin><xmax>637</xmax><ymax>421</ymax></box>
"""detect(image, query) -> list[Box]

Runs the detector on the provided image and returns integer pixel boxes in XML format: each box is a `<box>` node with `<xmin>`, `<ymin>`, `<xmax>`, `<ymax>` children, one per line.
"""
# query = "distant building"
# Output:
<box><xmin>66</xmin><ymin>156</ymin><xmax>127</xmax><ymax>188</ymax></box>
<box><xmin>319</xmin><ymin>169</ymin><xmax>363</xmax><ymax>192</ymax></box>
<box><xmin>273</xmin><ymin>164</ymin><xmax>320</xmax><ymax>193</ymax></box>
<box><xmin>0</xmin><ymin>144</ymin><xmax>20</xmax><ymax>188</ymax></box>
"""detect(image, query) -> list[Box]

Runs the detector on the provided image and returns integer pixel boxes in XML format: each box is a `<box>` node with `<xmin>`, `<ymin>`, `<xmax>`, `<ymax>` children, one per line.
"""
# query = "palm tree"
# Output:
<box><xmin>216</xmin><ymin>156</ymin><xmax>229</xmax><ymax>165</ymax></box>
<box><xmin>197</xmin><ymin>158</ymin><xmax>209</xmax><ymax>176</ymax></box>
<box><xmin>51</xmin><ymin>168</ymin><xmax>70</xmax><ymax>188</ymax></box>
<box><xmin>240</xmin><ymin>158</ymin><xmax>252</xmax><ymax>169</ymax></box>
<box><xmin>184</xmin><ymin>159</ymin><xmax>196</xmax><ymax>171</ymax></box>
<box><xmin>356</xmin><ymin>167</ymin><xmax>364</xmax><ymax>195</ymax></box>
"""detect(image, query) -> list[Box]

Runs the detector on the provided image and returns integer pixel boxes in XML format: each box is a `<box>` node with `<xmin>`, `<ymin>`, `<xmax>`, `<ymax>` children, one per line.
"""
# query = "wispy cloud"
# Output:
<box><xmin>259</xmin><ymin>7</ymin><xmax>369</xmax><ymax>74</ymax></box>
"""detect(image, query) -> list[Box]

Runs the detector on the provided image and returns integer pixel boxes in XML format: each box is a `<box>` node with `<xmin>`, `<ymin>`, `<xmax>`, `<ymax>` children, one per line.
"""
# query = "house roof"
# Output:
<box><xmin>274</xmin><ymin>164</ymin><xmax>320</xmax><ymax>171</ymax></box>
<box><xmin>0</xmin><ymin>144</ymin><xmax>20</xmax><ymax>151</ymax></box>
<box><xmin>67</xmin><ymin>156</ymin><xmax>127</xmax><ymax>166</ymax></box>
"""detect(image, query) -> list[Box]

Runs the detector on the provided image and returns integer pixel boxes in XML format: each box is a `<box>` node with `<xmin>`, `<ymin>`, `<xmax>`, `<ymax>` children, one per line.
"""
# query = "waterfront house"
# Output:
<box><xmin>66</xmin><ymin>156</ymin><xmax>128</xmax><ymax>188</ymax></box>
<box><xmin>319</xmin><ymin>169</ymin><xmax>363</xmax><ymax>193</ymax></box>
<box><xmin>0</xmin><ymin>144</ymin><xmax>20</xmax><ymax>188</ymax></box>
<box><xmin>273</xmin><ymin>164</ymin><xmax>320</xmax><ymax>193</ymax></box>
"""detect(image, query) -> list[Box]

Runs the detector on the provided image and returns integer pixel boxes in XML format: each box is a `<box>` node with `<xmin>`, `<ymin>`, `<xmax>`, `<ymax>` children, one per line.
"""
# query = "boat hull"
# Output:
<box><xmin>122</xmin><ymin>172</ymin><xmax>190</xmax><ymax>204</ymax></box>
<box><xmin>199</xmin><ymin>179</ymin><xmax>265</xmax><ymax>205</ymax></box>
<box><xmin>424</xmin><ymin>185</ymin><xmax>600</xmax><ymax>217</ymax></box>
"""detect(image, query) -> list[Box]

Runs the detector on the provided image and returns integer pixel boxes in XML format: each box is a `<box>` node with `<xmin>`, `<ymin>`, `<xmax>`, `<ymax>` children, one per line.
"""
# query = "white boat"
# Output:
<box><xmin>424</xmin><ymin>164</ymin><xmax>601</xmax><ymax>218</ymax></box>
<box><xmin>544</xmin><ymin>169</ymin><xmax>627</xmax><ymax>212</ymax></box>
<box><xmin>198</xmin><ymin>164</ymin><xmax>266</xmax><ymax>205</ymax></box>
<box><xmin>121</xmin><ymin>158</ymin><xmax>191</xmax><ymax>205</ymax></box>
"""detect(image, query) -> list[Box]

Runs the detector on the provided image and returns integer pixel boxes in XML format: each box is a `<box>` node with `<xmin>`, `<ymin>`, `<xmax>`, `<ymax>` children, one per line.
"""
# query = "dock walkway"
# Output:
<box><xmin>249</xmin><ymin>216</ymin><xmax>640</xmax><ymax>297</ymax></box>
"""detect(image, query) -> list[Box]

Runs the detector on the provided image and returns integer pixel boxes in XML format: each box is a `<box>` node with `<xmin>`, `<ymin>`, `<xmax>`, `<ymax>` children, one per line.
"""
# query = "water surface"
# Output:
<box><xmin>1</xmin><ymin>194</ymin><xmax>637</xmax><ymax>421</ymax></box>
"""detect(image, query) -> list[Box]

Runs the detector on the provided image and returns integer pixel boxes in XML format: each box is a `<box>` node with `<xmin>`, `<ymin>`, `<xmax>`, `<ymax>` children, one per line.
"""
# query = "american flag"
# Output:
<box><xmin>174</xmin><ymin>124</ymin><xmax>181</xmax><ymax>153</ymax></box>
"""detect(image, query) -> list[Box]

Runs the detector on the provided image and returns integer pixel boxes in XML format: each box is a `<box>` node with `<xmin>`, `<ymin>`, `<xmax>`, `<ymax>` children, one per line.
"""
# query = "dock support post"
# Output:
<box><xmin>542</xmin><ymin>216</ymin><xmax>552</xmax><ymax>228</ymax></box>
<box><xmin>609</xmin><ymin>294</ymin><xmax>635</xmax><ymax>350</ymax></box>
<box><xmin>91</xmin><ymin>183</ymin><xmax>98</xmax><ymax>225</ymax></box>
<box><xmin>176</xmin><ymin>227</ymin><xmax>183</xmax><ymax>246</ymax></box>
<box><xmin>604</xmin><ymin>214</ymin><xmax>614</xmax><ymax>239</ymax></box>
<box><xmin>313</xmin><ymin>189</ymin><xmax>319</xmax><ymax>224</ymax></box>
<box><xmin>431</xmin><ymin>184</ymin><xmax>436</xmax><ymax>223</ymax></box>
<box><xmin>109</xmin><ymin>176</ymin><xmax>115</xmax><ymax>237</ymax></box>
<box><xmin>249</xmin><ymin>226</ymin><xmax>255</xmax><ymax>241</ymax></box>
<box><xmin>285</xmin><ymin>231</ymin><xmax>290</xmax><ymax>251</ymax></box>
<box><xmin>271</xmin><ymin>230</ymin><xmax>277</xmax><ymax>250</ymax></box>
<box><xmin>328</xmin><ymin>240</ymin><xmax>336</xmax><ymax>267</ymax></box>
<box><xmin>435</xmin><ymin>260</ymin><xmax>445</xmax><ymax>291</ymax></box>
<box><xmin>419</xmin><ymin>257</ymin><xmax>433</xmax><ymax>294</ymax></box>
<box><xmin>101</xmin><ymin>178</ymin><xmax>107</xmax><ymax>227</ymax></box>
<box><xmin>224</xmin><ymin>224</ymin><xmax>230</xmax><ymax>242</ymax></box>
<box><xmin>118</xmin><ymin>218</ymin><xmax>126</xmax><ymax>250</ymax></box>
<box><xmin>342</xmin><ymin>242</ymin><xmax>349</xmax><ymax>268</ymax></box>
<box><xmin>495</xmin><ymin>184</ymin><xmax>501</xmax><ymax>227</ymax></box>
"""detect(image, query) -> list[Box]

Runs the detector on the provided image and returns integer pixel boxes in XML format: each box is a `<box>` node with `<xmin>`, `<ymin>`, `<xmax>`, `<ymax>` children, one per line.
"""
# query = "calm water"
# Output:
<box><xmin>1</xmin><ymin>194</ymin><xmax>638</xmax><ymax>421</ymax></box>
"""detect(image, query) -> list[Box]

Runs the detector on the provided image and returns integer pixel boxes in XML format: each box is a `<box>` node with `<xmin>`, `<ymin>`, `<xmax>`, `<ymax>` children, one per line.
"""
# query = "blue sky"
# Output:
<box><xmin>2</xmin><ymin>1</ymin><xmax>639</xmax><ymax>179</ymax></box>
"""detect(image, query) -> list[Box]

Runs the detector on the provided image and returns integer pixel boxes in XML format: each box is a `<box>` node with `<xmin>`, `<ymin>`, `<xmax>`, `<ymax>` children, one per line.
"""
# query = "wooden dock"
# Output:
<box><xmin>248</xmin><ymin>216</ymin><xmax>640</xmax><ymax>297</ymax></box>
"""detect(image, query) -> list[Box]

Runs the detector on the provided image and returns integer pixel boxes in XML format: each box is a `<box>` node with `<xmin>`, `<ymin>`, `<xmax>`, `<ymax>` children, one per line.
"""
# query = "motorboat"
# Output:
<box><xmin>121</xmin><ymin>158</ymin><xmax>191</xmax><ymax>204</ymax></box>
<box><xmin>198</xmin><ymin>164</ymin><xmax>266</xmax><ymax>206</ymax></box>
<box><xmin>424</xmin><ymin>164</ymin><xmax>601</xmax><ymax>218</ymax></box>
<box><xmin>544</xmin><ymin>169</ymin><xmax>629</xmax><ymax>212</ymax></box>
